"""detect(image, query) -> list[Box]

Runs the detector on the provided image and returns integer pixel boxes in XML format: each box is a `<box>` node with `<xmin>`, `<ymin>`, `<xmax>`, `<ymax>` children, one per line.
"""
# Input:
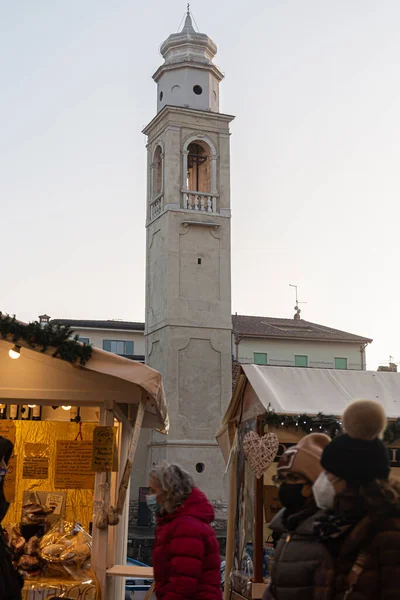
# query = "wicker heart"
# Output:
<box><xmin>243</xmin><ymin>431</ymin><xmax>279</xmax><ymax>479</ymax></box>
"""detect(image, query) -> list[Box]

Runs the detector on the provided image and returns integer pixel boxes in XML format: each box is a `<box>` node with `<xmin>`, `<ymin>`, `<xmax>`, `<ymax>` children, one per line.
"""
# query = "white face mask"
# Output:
<box><xmin>312</xmin><ymin>471</ymin><xmax>336</xmax><ymax>510</ymax></box>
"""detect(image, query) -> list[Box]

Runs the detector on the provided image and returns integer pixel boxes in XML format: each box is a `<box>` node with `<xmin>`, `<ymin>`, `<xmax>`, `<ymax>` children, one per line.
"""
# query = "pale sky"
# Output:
<box><xmin>1</xmin><ymin>0</ymin><xmax>399</xmax><ymax>370</ymax></box>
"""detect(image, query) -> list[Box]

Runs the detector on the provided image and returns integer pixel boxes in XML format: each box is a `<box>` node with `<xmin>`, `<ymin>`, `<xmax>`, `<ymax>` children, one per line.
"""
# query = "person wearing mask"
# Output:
<box><xmin>147</xmin><ymin>463</ymin><xmax>222</xmax><ymax>600</ymax></box>
<box><xmin>263</xmin><ymin>433</ymin><xmax>332</xmax><ymax>600</ymax></box>
<box><xmin>313</xmin><ymin>399</ymin><xmax>400</xmax><ymax>600</ymax></box>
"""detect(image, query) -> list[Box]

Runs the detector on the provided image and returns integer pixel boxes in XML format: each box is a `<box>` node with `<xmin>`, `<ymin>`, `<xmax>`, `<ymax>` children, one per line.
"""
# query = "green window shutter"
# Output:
<box><xmin>335</xmin><ymin>357</ymin><xmax>348</xmax><ymax>370</ymax></box>
<box><xmin>295</xmin><ymin>355</ymin><xmax>308</xmax><ymax>368</ymax></box>
<box><xmin>254</xmin><ymin>353</ymin><xmax>268</xmax><ymax>366</ymax></box>
<box><xmin>103</xmin><ymin>340</ymin><xmax>111</xmax><ymax>352</ymax></box>
<box><xmin>125</xmin><ymin>341</ymin><xmax>134</xmax><ymax>355</ymax></box>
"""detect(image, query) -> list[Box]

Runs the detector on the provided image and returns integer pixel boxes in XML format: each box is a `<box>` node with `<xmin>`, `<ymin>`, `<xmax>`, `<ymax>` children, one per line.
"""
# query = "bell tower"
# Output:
<box><xmin>144</xmin><ymin>10</ymin><xmax>234</xmax><ymax>506</ymax></box>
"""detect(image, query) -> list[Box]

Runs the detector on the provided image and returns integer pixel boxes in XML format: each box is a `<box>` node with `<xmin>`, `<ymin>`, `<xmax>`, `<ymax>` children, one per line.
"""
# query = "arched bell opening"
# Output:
<box><xmin>186</xmin><ymin>141</ymin><xmax>211</xmax><ymax>193</ymax></box>
<box><xmin>182</xmin><ymin>137</ymin><xmax>217</xmax><ymax>214</ymax></box>
<box><xmin>152</xmin><ymin>145</ymin><xmax>163</xmax><ymax>198</ymax></box>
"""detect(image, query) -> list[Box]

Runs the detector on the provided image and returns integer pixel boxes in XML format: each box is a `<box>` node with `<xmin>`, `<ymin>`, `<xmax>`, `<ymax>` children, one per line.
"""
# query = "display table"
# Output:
<box><xmin>23</xmin><ymin>576</ymin><xmax>100</xmax><ymax>599</ymax></box>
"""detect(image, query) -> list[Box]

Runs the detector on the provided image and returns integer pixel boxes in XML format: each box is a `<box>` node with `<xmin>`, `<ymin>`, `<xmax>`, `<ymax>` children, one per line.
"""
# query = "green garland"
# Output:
<box><xmin>263</xmin><ymin>407</ymin><xmax>343</xmax><ymax>438</ymax></box>
<box><xmin>264</xmin><ymin>406</ymin><xmax>400</xmax><ymax>444</ymax></box>
<box><xmin>0</xmin><ymin>313</ymin><xmax>92</xmax><ymax>366</ymax></box>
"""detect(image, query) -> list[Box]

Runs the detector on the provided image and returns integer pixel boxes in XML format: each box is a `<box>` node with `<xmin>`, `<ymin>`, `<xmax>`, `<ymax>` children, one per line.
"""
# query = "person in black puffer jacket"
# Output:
<box><xmin>263</xmin><ymin>433</ymin><xmax>332</xmax><ymax>600</ymax></box>
<box><xmin>0</xmin><ymin>436</ymin><xmax>23</xmax><ymax>600</ymax></box>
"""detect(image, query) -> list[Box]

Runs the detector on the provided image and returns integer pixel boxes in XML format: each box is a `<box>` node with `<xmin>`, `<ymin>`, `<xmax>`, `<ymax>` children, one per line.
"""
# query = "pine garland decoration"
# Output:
<box><xmin>0</xmin><ymin>313</ymin><xmax>92</xmax><ymax>366</ymax></box>
<box><xmin>263</xmin><ymin>406</ymin><xmax>343</xmax><ymax>438</ymax></box>
<box><xmin>264</xmin><ymin>405</ymin><xmax>400</xmax><ymax>444</ymax></box>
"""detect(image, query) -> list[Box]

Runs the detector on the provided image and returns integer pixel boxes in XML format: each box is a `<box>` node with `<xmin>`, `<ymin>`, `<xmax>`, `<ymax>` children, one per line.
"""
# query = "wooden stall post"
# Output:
<box><xmin>253</xmin><ymin>416</ymin><xmax>264</xmax><ymax>584</ymax></box>
<box><xmin>92</xmin><ymin>405</ymin><xmax>115</xmax><ymax>598</ymax></box>
<box><xmin>115</xmin><ymin>394</ymin><xmax>146</xmax><ymax>515</ymax></box>
<box><xmin>107</xmin><ymin>407</ymin><xmax>133</xmax><ymax>600</ymax></box>
<box><xmin>224</xmin><ymin>436</ymin><xmax>237</xmax><ymax>600</ymax></box>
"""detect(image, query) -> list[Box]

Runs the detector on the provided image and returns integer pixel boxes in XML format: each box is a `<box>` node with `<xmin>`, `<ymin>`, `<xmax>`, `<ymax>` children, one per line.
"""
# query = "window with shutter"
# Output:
<box><xmin>254</xmin><ymin>353</ymin><xmax>268</xmax><ymax>365</ymax></box>
<box><xmin>335</xmin><ymin>357</ymin><xmax>348</xmax><ymax>370</ymax></box>
<box><xmin>295</xmin><ymin>355</ymin><xmax>308</xmax><ymax>368</ymax></box>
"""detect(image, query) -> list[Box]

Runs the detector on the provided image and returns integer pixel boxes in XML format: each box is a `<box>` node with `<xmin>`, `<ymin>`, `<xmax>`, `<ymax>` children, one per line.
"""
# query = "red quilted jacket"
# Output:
<box><xmin>152</xmin><ymin>487</ymin><xmax>222</xmax><ymax>600</ymax></box>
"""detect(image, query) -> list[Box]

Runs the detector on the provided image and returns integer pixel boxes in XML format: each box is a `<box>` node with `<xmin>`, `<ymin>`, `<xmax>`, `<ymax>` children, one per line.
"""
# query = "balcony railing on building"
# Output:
<box><xmin>183</xmin><ymin>191</ymin><xmax>217</xmax><ymax>213</ymax></box>
<box><xmin>150</xmin><ymin>193</ymin><xmax>163</xmax><ymax>220</ymax></box>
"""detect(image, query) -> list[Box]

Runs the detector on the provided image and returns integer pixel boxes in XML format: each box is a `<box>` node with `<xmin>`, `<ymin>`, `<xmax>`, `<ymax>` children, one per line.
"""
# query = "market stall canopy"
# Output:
<box><xmin>0</xmin><ymin>338</ymin><xmax>168</xmax><ymax>432</ymax></box>
<box><xmin>217</xmin><ymin>365</ymin><xmax>400</xmax><ymax>461</ymax></box>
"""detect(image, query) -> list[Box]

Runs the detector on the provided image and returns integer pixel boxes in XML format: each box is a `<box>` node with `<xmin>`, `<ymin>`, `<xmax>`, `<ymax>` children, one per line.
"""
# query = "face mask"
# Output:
<box><xmin>312</xmin><ymin>472</ymin><xmax>336</xmax><ymax>510</ymax></box>
<box><xmin>0</xmin><ymin>459</ymin><xmax>8</xmax><ymax>483</ymax></box>
<box><xmin>278</xmin><ymin>482</ymin><xmax>306</xmax><ymax>512</ymax></box>
<box><xmin>146</xmin><ymin>494</ymin><xmax>159</xmax><ymax>513</ymax></box>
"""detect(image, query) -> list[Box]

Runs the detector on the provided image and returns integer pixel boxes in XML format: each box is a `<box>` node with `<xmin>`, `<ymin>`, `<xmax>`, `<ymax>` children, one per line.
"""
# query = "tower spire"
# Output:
<box><xmin>183</xmin><ymin>4</ymin><xmax>195</xmax><ymax>32</ymax></box>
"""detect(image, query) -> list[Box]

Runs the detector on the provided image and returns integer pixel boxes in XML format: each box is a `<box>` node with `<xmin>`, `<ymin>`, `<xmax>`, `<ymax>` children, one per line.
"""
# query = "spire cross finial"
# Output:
<box><xmin>187</xmin><ymin>3</ymin><xmax>190</xmax><ymax>15</ymax></box>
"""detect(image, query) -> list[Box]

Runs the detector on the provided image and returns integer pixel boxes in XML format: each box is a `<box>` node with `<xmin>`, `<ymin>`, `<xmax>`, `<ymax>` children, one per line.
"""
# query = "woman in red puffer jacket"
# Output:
<box><xmin>148</xmin><ymin>463</ymin><xmax>222</xmax><ymax>600</ymax></box>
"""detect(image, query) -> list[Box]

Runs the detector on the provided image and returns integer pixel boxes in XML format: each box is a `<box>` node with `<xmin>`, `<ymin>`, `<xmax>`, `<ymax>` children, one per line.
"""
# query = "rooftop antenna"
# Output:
<box><xmin>289</xmin><ymin>284</ymin><xmax>307</xmax><ymax>320</ymax></box>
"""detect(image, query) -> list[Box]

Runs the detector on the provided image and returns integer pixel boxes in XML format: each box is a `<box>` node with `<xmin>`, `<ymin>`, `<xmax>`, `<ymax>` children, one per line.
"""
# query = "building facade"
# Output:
<box><xmin>49</xmin><ymin>318</ymin><xmax>145</xmax><ymax>363</ymax></box>
<box><xmin>233</xmin><ymin>315</ymin><xmax>372</xmax><ymax>371</ymax></box>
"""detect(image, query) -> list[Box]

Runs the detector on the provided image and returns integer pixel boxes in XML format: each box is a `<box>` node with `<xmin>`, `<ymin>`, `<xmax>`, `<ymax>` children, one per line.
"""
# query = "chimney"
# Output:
<box><xmin>38</xmin><ymin>314</ymin><xmax>51</xmax><ymax>327</ymax></box>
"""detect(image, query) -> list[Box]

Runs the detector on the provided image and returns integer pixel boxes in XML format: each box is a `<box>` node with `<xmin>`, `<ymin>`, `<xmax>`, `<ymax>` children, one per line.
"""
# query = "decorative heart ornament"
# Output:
<box><xmin>243</xmin><ymin>431</ymin><xmax>279</xmax><ymax>479</ymax></box>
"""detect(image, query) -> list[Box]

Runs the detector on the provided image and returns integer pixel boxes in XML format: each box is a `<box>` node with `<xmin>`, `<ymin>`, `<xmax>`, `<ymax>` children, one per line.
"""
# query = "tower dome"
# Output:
<box><xmin>153</xmin><ymin>10</ymin><xmax>224</xmax><ymax>113</ymax></box>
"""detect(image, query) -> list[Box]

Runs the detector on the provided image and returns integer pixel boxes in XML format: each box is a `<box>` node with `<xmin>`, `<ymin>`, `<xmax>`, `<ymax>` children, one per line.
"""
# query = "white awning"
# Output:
<box><xmin>0</xmin><ymin>338</ymin><xmax>169</xmax><ymax>432</ymax></box>
<box><xmin>241</xmin><ymin>365</ymin><xmax>400</xmax><ymax>418</ymax></box>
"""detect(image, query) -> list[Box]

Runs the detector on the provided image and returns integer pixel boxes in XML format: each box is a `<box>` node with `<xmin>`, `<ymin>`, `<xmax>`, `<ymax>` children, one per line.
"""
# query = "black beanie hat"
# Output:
<box><xmin>321</xmin><ymin>399</ymin><xmax>390</xmax><ymax>483</ymax></box>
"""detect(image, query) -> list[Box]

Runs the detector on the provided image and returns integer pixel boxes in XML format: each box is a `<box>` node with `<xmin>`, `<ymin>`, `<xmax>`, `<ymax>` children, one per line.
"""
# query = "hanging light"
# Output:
<box><xmin>28</xmin><ymin>405</ymin><xmax>36</xmax><ymax>408</ymax></box>
<box><xmin>62</xmin><ymin>406</ymin><xmax>72</xmax><ymax>411</ymax></box>
<box><xmin>9</xmin><ymin>345</ymin><xmax>21</xmax><ymax>360</ymax></box>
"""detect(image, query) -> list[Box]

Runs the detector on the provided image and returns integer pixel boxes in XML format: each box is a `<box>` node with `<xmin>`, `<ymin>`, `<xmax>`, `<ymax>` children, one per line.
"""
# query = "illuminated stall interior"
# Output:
<box><xmin>0</xmin><ymin>328</ymin><xmax>168</xmax><ymax>600</ymax></box>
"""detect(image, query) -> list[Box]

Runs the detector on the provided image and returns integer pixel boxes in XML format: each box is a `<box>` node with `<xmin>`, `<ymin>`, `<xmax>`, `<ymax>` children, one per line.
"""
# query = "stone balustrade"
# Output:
<box><xmin>150</xmin><ymin>194</ymin><xmax>163</xmax><ymax>220</ymax></box>
<box><xmin>183</xmin><ymin>191</ymin><xmax>217</xmax><ymax>213</ymax></box>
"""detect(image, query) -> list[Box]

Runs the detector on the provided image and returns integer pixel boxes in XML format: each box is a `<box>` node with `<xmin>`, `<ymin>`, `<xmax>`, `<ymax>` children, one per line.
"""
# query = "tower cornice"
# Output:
<box><xmin>153</xmin><ymin>61</ymin><xmax>224</xmax><ymax>84</ymax></box>
<box><xmin>142</xmin><ymin>105</ymin><xmax>235</xmax><ymax>137</ymax></box>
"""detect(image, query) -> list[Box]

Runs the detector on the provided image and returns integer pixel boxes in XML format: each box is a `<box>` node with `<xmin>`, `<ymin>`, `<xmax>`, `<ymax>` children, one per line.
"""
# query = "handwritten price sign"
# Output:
<box><xmin>91</xmin><ymin>426</ymin><xmax>117</xmax><ymax>472</ymax></box>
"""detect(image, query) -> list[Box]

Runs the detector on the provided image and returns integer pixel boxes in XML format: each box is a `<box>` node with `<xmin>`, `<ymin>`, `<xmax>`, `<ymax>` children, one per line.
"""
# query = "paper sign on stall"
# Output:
<box><xmin>0</xmin><ymin>421</ymin><xmax>16</xmax><ymax>445</ymax></box>
<box><xmin>55</xmin><ymin>440</ymin><xmax>95</xmax><ymax>489</ymax></box>
<box><xmin>91</xmin><ymin>426</ymin><xmax>117</xmax><ymax>471</ymax></box>
<box><xmin>23</xmin><ymin>444</ymin><xmax>49</xmax><ymax>479</ymax></box>
<box><xmin>4</xmin><ymin>455</ymin><xmax>17</xmax><ymax>502</ymax></box>
<box><xmin>45</xmin><ymin>493</ymin><xmax>64</xmax><ymax>515</ymax></box>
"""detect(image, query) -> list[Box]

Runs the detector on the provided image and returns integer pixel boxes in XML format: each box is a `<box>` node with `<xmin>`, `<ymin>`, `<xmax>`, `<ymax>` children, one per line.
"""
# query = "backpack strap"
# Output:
<box><xmin>343</xmin><ymin>551</ymin><xmax>368</xmax><ymax>599</ymax></box>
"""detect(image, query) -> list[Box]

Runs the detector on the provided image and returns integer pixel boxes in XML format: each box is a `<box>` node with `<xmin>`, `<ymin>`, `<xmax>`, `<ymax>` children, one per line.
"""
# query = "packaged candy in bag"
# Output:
<box><xmin>59</xmin><ymin>523</ymin><xmax>92</xmax><ymax>580</ymax></box>
<box><xmin>39</xmin><ymin>520</ymin><xmax>72</xmax><ymax>577</ymax></box>
<box><xmin>39</xmin><ymin>520</ymin><xmax>92</xmax><ymax>581</ymax></box>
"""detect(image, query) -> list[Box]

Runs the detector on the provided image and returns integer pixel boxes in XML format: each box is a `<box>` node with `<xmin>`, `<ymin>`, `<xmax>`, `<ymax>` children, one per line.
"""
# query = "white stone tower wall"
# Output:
<box><xmin>143</xmin><ymin>14</ymin><xmax>234</xmax><ymax>507</ymax></box>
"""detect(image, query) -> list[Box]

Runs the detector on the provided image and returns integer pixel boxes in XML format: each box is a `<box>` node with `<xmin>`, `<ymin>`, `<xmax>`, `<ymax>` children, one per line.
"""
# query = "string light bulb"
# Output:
<box><xmin>62</xmin><ymin>406</ymin><xmax>72</xmax><ymax>411</ymax></box>
<box><xmin>9</xmin><ymin>345</ymin><xmax>21</xmax><ymax>360</ymax></box>
<box><xmin>28</xmin><ymin>405</ymin><xmax>36</xmax><ymax>408</ymax></box>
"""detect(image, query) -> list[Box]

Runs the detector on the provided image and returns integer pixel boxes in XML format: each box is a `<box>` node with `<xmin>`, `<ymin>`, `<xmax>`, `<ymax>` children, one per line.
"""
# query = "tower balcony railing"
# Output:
<box><xmin>182</xmin><ymin>191</ymin><xmax>218</xmax><ymax>213</ymax></box>
<box><xmin>150</xmin><ymin>193</ymin><xmax>163</xmax><ymax>220</ymax></box>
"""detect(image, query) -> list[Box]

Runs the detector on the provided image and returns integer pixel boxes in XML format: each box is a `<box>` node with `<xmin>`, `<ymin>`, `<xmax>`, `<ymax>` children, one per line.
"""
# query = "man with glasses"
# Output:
<box><xmin>263</xmin><ymin>433</ymin><xmax>332</xmax><ymax>600</ymax></box>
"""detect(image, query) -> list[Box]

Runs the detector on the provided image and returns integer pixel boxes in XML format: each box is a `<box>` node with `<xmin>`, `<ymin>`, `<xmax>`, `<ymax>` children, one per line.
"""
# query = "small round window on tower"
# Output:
<box><xmin>159</xmin><ymin>91</ymin><xmax>163</xmax><ymax>101</ymax></box>
<box><xmin>196</xmin><ymin>463</ymin><xmax>205</xmax><ymax>473</ymax></box>
<box><xmin>193</xmin><ymin>85</ymin><xmax>203</xmax><ymax>95</ymax></box>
